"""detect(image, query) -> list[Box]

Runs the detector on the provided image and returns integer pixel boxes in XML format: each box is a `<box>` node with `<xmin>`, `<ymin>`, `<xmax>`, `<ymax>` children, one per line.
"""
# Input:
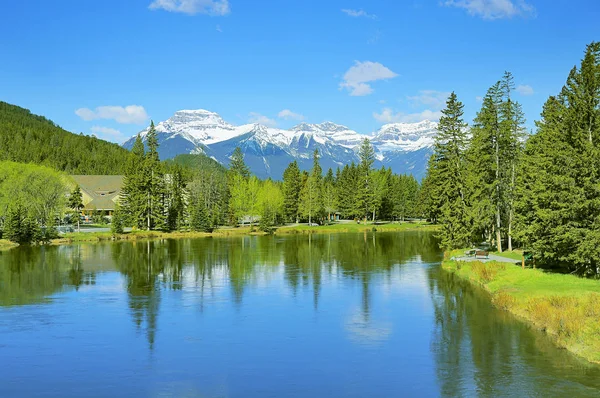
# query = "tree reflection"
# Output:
<box><xmin>428</xmin><ymin>266</ymin><xmax>600</xmax><ymax>396</ymax></box>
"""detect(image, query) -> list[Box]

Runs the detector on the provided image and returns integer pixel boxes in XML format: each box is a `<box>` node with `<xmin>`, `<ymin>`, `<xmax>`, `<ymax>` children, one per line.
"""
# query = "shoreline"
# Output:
<box><xmin>0</xmin><ymin>222</ymin><xmax>438</xmax><ymax>248</ymax></box>
<box><xmin>443</xmin><ymin>249</ymin><xmax>600</xmax><ymax>365</ymax></box>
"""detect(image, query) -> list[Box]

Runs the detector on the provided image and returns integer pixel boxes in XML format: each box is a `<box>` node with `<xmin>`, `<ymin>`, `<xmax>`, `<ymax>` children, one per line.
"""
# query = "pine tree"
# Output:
<box><xmin>229</xmin><ymin>147</ymin><xmax>250</xmax><ymax>179</ymax></box>
<box><xmin>357</xmin><ymin>138</ymin><xmax>375</xmax><ymax>222</ymax></box>
<box><xmin>300</xmin><ymin>150</ymin><xmax>323</xmax><ymax>224</ymax></box>
<box><xmin>120</xmin><ymin>134</ymin><xmax>146</xmax><ymax>229</ymax></box>
<box><xmin>466</xmin><ymin>82</ymin><xmax>502</xmax><ymax>247</ymax></box>
<box><xmin>515</xmin><ymin>43</ymin><xmax>600</xmax><ymax>274</ymax></box>
<box><xmin>282</xmin><ymin>161</ymin><xmax>302</xmax><ymax>223</ymax></box>
<box><xmin>323</xmin><ymin>168</ymin><xmax>338</xmax><ymax>222</ymax></box>
<box><xmin>111</xmin><ymin>203</ymin><xmax>125</xmax><ymax>234</ymax></box>
<box><xmin>67</xmin><ymin>185</ymin><xmax>84</xmax><ymax>232</ymax></box>
<box><xmin>431</xmin><ymin>92</ymin><xmax>471</xmax><ymax>249</ymax></box>
<box><xmin>143</xmin><ymin>121</ymin><xmax>167</xmax><ymax>230</ymax></box>
<box><xmin>190</xmin><ymin>201</ymin><xmax>213</xmax><ymax>233</ymax></box>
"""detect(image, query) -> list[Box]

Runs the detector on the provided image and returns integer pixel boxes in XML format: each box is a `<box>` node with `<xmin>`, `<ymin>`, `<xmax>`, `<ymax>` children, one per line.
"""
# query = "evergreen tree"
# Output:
<box><xmin>120</xmin><ymin>134</ymin><xmax>147</xmax><ymax>229</ymax></box>
<box><xmin>190</xmin><ymin>201</ymin><xmax>213</xmax><ymax>233</ymax></box>
<box><xmin>300</xmin><ymin>150</ymin><xmax>323</xmax><ymax>224</ymax></box>
<box><xmin>67</xmin><ymin>186</ymin><xmax>84</xmax><ymax>232</ymax></box>
<box><xmin>3</xmin><ymin>203</ymin><xmax>41</xmax><ymax>244</ymax></box>
<box><xmin>357</xmin><ymin>138</ymin><xmax>375</xmax><ymax>222</ymax></box>
<box><xmin>515</xmin><ymin>43</ymin><xmax>600</xmax><ymax>274</ymax></box>
<box><xmin>282</xmin><ymin>161</ymin><xmax>302</xmax><ymax>223</ymax></box>
<box><xmin>143</xmin><ymin>121</ymin><xmax>167</xmax><ymax>230</ymax></box>
<box><xmin>430</xmin><ymin>92</ymin><xmax>471</xmax><ymax>249</ymax></box>
<box><xmin>229</xmin><ymin>147</ymin><xmax>250</xmax><ymax>179</ymax></box>
<box><xmin>111</xmin><ymin>204</ymin><xmax>125</xmax><ymax>234</ymax></box>
<box><xmin>323</xmin><ymin>168</ymin><xmax>338</xmax><ymax>222</ymax></box>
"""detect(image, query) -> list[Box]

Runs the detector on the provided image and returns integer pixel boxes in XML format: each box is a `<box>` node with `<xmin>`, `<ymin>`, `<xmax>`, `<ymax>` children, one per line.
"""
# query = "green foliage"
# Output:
<box><xmin>111</xmin><ymin>204</ymin><xmax>125</xmax><ymax>234</ymax></box>
<box><xmin>3</xmin><ymin>204</ymin><xmax>41</xmax><ymax>244</ymax></box>
<box><xmin>514</xmin><ymin>42</ymin><xmax>600</xmax><ymax>274</ymax></box>
<box><xmin>190</xmin><ymin>202</ymin><xmax>213</xmax><ymax>233</ymax></box>
<box><xmin>283</xmin><ymin>161</ymin><xmax>302</xmax><ymax>222</ymax></box>
<box><xmin>0</xmin><ymin>161</ymin><xmax>69</xmax><ymax>244</ymax></box>
<box><xmin>0</xmin><ymin>101</ymin><xmax>131</xmax><ymax>174</ymax></box>
<box><xmin>428</xmin><ymin>92</ymin><xmax>471</xmax><ymax>249</ymax></box>
<box><xmin>299</xmin><ymin>150</ymin><xmax>324</xmax><ymax>224</ymax></box>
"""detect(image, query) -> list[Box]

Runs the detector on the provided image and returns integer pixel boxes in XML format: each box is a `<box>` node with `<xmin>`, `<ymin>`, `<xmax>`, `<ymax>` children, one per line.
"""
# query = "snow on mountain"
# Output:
<box><xmin>372</xmin><ymin>120</ymin><xmax>437</xmax><ymax>152</ymax></box>
<box><xmin>123</xmin><ymin>109</ymin><xmax>438</xmax><ymax>179</ymax></box>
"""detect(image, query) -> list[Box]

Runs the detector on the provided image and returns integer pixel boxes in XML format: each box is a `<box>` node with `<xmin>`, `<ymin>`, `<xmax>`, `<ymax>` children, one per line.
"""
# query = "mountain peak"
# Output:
<box><xmin>290</xmin><ymin>121</ymin><xmax>350</xmax><ymax>134</ymax></box>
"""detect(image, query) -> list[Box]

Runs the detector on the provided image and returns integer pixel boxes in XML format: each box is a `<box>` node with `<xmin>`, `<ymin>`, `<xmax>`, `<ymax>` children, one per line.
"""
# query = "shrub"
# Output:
<box><xmin>472</xmin><ymin>262</ymin><xmax>498</xmax><ymax>283</ymax></box>
<box><xmin>493</xmin><ymin>291</ymin><xmax>516</xmax><ymax>310</ymax></box>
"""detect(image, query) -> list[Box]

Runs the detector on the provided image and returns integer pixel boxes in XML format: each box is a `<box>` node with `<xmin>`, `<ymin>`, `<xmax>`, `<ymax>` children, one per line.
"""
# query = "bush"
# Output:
<box><xmin>472</xmin><ymin>262</ymin><xmax>498</xmax><ymax>283</ymax></box>
<box><xmin>492</xmin><ymin>291</ymin><xmax>516</xmax><ymax>310</ymax></box>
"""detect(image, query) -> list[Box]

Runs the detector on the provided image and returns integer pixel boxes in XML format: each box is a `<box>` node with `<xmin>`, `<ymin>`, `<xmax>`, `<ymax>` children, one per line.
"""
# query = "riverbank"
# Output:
<box><xmin>443</xmin><ymin>249</ymin><xmax>600</xmax><ymax>364</ymax></box>
<box><xmin>0</xmin><ymin>240</ymin><xmax>18</xmax><ymax>250</ymax></box>
<box><xmin>50</xmin><ymin>222</ymin><xmax>438</xmax><ymax>244</ymax></box>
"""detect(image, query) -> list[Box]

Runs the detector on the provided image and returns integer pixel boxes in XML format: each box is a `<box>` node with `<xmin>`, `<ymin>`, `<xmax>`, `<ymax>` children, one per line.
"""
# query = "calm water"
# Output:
<box><xmin>1</xmin><ymin>232</ymin><xmax>600</xmax><ymax>397</ymax></box>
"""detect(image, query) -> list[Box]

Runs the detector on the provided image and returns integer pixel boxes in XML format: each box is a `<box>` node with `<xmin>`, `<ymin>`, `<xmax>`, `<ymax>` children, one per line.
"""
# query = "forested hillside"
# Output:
<box><xmin>0</xmin><ymin>101</ymin><xmax>131</xmax><ymax>174</ymax></box>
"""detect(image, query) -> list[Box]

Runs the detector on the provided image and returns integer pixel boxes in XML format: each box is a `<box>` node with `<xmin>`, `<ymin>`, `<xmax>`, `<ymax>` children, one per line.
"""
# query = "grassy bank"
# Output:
<box><xmin>274</xmin><ymin>221</ymin><xmax>437</xmax><ymax>235</ymax></box>
<box><xmin>443</xmin><ymin>249</ymin><xmax>600</xmax><ymax>364</ymax></box>
<box><xmin>51</xmin><ymin>222</ymin><xmax>438</xmax><ymax>244</ymax></box>
<box><xmin>0</xmin><ymin>239</ymin><xmax>18</xmax><ymax>250</ymax></box>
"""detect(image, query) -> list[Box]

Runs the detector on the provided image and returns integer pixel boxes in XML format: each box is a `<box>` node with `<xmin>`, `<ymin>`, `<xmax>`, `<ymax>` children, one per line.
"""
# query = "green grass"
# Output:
<box><xmin>443</xmin><ymin>250</ymin><xmax>600</xmax><ymax>364</ymax></box>
<box><xmin>51</xmin><ymin>222</ymin><xmax>438</xmax><ymax>243</ymax></box>
<box><xmin>275</xmin><ymin>221</ymin><xmax>438</xmax><ymax>235</ymax></box>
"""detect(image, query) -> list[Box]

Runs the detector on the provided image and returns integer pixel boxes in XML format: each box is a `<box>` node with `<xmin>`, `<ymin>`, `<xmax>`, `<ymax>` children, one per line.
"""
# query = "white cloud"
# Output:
<box><xmin>216</xmin><ymin>24</ymin><xmax>223</xmax><ymax>32</ymax></box>
<box><xmin>516</xmin><ymin>84</ymin><xmax>534</xmax><ymax>96</ymax></box>
<box><xmin>374</xmin><ymin>108</ymin><xmax>443</xmax><ymax>123</ymax></box>
<box><xmin>342</xmin><ymin>9</ymin><xmax>377</xmax><ymax>19</ymax></box>
<box><xmin>249</xmin><ymin>112</ymin><xmax>277</xmax><ymax>127</ymax></box>
<box><xmin>407</xmin><ymin>90</ymin><xmax>451</xmax><ymax>109</ymax></box>
<box><xmin>277</xmin><ymin>109</ymin><xmax>305</xmax><ymax>121</ymax></box>
<box><xmin>476</xmin><ymin>96</ymin><xmax>484</xmax><ymax>102</ymax></box>
<box><xmin>75</xmin><ymin>105</ymin><xmax>148</xmax><ymax>124</ymax></box>
<box><xmin>339</xmin><ymin>61</ymin><xmax>398</xmax><ymax>96</ymax></box>
<box><xmin>149</xmin><ymin>0</ymin><xmax>230</xmax><ymax>16</ymax></box>
<box><xmin>444</xmin><ymin>0</ymin><xmax>536</xmax><ymax>20</ymax></box>
<box><xmin>90</xmin><ymin>126</ymin><xmax>127</xmax><ymax>143</ymax></box>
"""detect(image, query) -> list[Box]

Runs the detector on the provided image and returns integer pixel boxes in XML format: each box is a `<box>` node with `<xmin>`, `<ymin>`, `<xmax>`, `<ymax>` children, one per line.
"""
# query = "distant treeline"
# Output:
<box><xmin>424</xmin><ymin>42</ymin><xmax>600</xmax><ymax>275</ymax></box>
<box><xmin>116</xmin><ymin>122</ymin><xmax>424</xmax><ymax>235</ymax></box>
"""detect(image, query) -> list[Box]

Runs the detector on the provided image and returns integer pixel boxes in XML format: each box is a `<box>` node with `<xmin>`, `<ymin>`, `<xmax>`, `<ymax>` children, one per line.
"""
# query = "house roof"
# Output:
<box><xmin>71</xmin><ymin>175</ymin><xmax>124</xmax><ymax>211</ymax></box>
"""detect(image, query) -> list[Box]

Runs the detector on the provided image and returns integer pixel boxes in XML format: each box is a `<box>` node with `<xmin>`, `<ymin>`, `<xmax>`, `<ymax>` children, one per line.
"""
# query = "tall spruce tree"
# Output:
<box><xmin>67</xmin><ymin>186</ymin><xmax>84</xmax><ymax>232</ymax></box>
<box><xmin>282</xmin><ymin>161</ymin><xmax>302</xmax><ymax>223</ymax></box>
<box><xmin>143</xmin><ymin>121</ymin><xmax>167</xmax><ymax>230</ymax></box>
<box><xmin>358</xmin><ymin>138</ymin><xmax>375</xmax><ymax>222</ymax></box>
<box><xmin>466</xmin><ymin>82</ymin><xmax>502</xmax><ymax>248</ymax></box>
<box><xmin>300</xmin><ymin>150</ymin><xmax>323</xmax><ymax>224</ymax></box>
<box><xmin>430</xmin><ymin>92</ymin><xmax>471</xmax><ymax>249</ymax></box>
<box><xmin>120</xmin><ymin>134</ymin><xmax>147</xmax><ymax>229</ymax></box>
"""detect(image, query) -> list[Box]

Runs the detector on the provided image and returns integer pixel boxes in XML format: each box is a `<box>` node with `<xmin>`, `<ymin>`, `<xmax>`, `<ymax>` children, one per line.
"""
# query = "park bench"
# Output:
<box><xmin>475</xmin><ymin>250</ymin><xmax>489</xmax><ymax>259</ymax></box>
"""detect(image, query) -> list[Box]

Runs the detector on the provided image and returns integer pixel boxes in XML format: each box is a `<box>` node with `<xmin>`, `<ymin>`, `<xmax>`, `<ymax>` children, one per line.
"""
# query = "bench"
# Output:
<box><xmin>465</xmin><ymin>249</ymin><xmax>477</xmax><ymax>257</ymax></box>
<box><xmin>475</xmin><ymin>250</ymin><xmax>489</xmax><ymax>259</ymax></box>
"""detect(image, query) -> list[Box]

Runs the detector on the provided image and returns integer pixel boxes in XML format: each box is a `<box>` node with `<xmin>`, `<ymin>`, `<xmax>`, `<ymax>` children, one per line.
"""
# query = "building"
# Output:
<box><xmin>70</xmin><ymin>175</ymin><xmax>124</xmax><ymax>217</ymax></box>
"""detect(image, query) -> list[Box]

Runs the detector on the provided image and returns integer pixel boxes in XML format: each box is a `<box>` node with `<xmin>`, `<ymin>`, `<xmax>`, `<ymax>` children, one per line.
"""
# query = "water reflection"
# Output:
<box><xmin>429</xmin><ymin>267</ymin><xmax>600</xmax><ymax>396</ymax></box>
<box><xmin>2</xmin><ymin>232</ymin><xmax>600</xmax><ymax>397</ymax></box>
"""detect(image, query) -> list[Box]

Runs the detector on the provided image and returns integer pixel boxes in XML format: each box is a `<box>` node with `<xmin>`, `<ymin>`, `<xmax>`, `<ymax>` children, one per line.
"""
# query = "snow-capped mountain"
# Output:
<box><xmin>122</xmin><ymin>110</ymin><xmax>437</xmax><ymax>180</ymax></box>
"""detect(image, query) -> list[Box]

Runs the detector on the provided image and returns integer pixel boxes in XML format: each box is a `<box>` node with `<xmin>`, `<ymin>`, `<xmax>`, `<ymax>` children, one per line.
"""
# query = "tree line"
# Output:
<box><xmin>117</xmin><ymin>123</ymin><xmax>424</xmax><ymax>235</ymax></box>
<box><xmin>425</xmin><ymin>42</ymin><xmax>600</xmax><ymax>275</ymax></box>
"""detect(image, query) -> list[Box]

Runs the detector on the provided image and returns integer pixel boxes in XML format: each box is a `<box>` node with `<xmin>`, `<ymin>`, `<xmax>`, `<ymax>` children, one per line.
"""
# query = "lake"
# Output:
<box><xmin>1</xmin><ymin>231</ymin><xmax>600</xmax><ymax>397</ymax></box>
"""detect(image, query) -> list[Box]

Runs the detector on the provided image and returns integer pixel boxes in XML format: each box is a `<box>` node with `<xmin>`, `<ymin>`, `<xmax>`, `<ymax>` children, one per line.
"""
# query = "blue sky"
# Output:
<box><xmin>1</xmin><ymin>0</ymin><xmax>598</xmax><ymax>143</ymax></box>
